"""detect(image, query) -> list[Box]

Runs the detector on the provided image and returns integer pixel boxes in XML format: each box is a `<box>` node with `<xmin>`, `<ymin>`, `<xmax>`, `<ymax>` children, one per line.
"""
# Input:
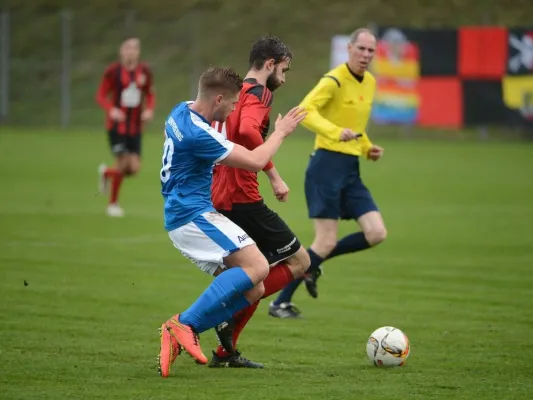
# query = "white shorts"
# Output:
<box><xmin>168</xmin><ymin>211</ymin><xmax>256</xmax><ymax>276</ymax></box>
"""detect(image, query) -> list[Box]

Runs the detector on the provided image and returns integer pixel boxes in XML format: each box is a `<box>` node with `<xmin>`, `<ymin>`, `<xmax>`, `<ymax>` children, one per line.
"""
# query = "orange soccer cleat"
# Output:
<box><xmin>158</xmin><ymin>322</ymin><xmax>181</xmax><ymax>377</ymax></box>
<box><xmin>166</xmin><ymin>314</ymin><xmax>208</xmax><ymax>365</ymax></box>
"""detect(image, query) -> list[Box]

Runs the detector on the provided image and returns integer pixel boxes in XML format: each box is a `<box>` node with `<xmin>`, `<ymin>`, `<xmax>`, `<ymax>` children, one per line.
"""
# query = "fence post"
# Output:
<box><xmin>0</xmin><ymin>10</ymin><xmax>10</xmax><ymax>122</ymax></box>
<box><xmin>61</xmin><ymin>10</ymin><xmax>72</xmax><ymax>128</ymax></box>
<box><xmin>124</xmin><ymin>9</ymin><xmax>137</xmax><ymax>37</ymax></box>
<box><xmin>189</xmin><ymin>9</ymin><xmax>202</xmax><ymax>100</ymax></box>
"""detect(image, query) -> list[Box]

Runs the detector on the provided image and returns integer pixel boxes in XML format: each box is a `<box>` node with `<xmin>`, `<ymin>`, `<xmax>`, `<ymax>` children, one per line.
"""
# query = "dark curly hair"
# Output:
<box><xmin>249</xmin><ymin>35</ymin><xmax>292</xmax><ymax>70</ymax></box>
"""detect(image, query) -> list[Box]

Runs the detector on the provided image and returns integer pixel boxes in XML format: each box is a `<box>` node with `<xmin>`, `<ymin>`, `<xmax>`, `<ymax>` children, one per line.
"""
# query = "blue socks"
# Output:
<box><xmin>273</xmin><ymin>233</ymin><xmax>371</xmax><ymax>305</ymax></box>
<box><xmin>179</xmin><ymin>267</ymin><xmax>253</xmax><ymax>333</ymax></box>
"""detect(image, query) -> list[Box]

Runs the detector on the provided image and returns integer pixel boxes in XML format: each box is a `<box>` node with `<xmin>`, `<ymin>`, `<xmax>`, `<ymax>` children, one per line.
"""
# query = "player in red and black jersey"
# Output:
<box><xmin>96</xmin><ymin>37</ymin><xmax>155</xmax><ymax>217</ymax></box>
<box><xmin>209</xmin><ymin>36</ymin><xmax>311</xmax><ymax>368</ymax></box>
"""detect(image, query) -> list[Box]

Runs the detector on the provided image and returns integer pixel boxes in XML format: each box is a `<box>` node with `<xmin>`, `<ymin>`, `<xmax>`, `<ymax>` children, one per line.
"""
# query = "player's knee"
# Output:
<box><xmin>255</xmin><ymin>259</ymin><xmax>270</xmax><ymax>282</ymax></box>
<box><xmin>241</xmin><ymin>256</ymin><xmax>269</xmax><ymax>284</ymax></box>
<box><xmin>299</xmin><ymin>249</ymin><xmax>311</xmax><ymax>272</ymax></box>
<box><xmin>226</xmin><ymin>244</ymin><xmax>269</xmax><ymax>284</ymax></box>
<box><xmin>126</xmin><ymin>159</ymin><xmax>141</xmax><ymax>176</ymax></box>
<box><xmin>287</xmin><ymin>248</ymin><xmax>311</xmax><ymax>278</ymax></box>
<box><xmin>129</xmin><ymin>162</ymin><xmax>141</xmax><ymax>175</ymax></box>
<box><xmin>117</xmin><ymin>164</ymin><xmax>129</xmax><ymax>175</ymax></box>
<box><xmin>365</xmin><ymin>227</ymin><xmax>387</xmax><ymax>246</ymax></box>
<box><xmin>128</xmin><ymin>165</ymin><xmax>140</xmax><ymax>176</ymax></box>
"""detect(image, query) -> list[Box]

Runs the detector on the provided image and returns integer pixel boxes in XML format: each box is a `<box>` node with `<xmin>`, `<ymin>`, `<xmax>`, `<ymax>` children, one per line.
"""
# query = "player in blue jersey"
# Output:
<box><xmin>157</xmin><ymin>66</ymin><xmax>306</xmax><ymax>377</ymax></box>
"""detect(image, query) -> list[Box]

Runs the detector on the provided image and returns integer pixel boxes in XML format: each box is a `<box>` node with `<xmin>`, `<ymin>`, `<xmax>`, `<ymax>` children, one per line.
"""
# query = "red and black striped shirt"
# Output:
<box><xmin>211</xmin><ymin>78</ymin><xmax>274</xmax><ymax>210</ymax></box>
<box><xmin>96</xmin><ymin>62</ymin><xmax>155</xmax><ymax>135</ymax></box>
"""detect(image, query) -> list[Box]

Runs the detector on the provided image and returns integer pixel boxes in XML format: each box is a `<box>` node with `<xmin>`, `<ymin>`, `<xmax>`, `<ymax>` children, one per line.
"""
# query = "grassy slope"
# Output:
<box><xmin>0</xmin><ymin>128</ymin><xmax>533</xmax><ymax>399</ymax></box>
<box><xmin>4</xmin><ymin>0</ymin><xmax>533</xmax><ymax>127</ymax></box>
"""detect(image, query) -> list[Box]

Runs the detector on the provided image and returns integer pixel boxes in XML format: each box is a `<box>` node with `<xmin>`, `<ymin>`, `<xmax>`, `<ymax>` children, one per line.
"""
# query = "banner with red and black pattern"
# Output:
<box><xmin>364</xmin><ymin>26</ymin><xmax>533</xmax><ymax>128</ymax></box>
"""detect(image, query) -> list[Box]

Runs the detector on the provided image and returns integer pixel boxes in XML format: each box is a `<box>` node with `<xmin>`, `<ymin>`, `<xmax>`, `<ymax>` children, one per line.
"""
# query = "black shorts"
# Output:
<box><xmin>108</xmin><ymin>130</ymin><xmax>142</xmax><ymax>156</ymax></box>
<box><xmin>219</xmin><ymin>201</ymin><xmax>301</xmax><ymax>266</ymax></box>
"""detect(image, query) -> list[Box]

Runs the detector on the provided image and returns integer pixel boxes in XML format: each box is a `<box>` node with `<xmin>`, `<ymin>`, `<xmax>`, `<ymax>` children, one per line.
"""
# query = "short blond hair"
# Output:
<box><xmin>198</xmin><ymin>67</ymin><xmax>243</xmax><ymax>98</ymax></box>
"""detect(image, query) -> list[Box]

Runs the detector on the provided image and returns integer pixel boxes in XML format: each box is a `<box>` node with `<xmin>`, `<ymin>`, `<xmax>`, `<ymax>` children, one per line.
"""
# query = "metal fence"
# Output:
<box><xmin>0</xmin><ymin>9</ymin><xmax>211</xmax><ymax>128</ymax></box>
<box><xmin>2</xmin><ymin>8</ymin><xmax>327</xmax><ymax>129</ymax></box>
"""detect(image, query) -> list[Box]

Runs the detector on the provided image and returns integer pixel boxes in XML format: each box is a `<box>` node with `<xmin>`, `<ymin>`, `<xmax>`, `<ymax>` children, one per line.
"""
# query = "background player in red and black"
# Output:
<box><xmin>209</xmin><ymin>36</ymin><xmax>311</xmax><ymax>368</ymax></box>
<box><xmin>96</xmin><ymin>37</ymin><xmax>155</xmax><ymax>217</ymax></box>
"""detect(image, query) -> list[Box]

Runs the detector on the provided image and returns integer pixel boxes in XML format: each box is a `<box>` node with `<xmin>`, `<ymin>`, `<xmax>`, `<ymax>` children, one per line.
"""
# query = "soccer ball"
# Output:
<box><xmin>366</xmin><ymin>326</ymin><xmax>410</xmax><ymax>367</ymax></box>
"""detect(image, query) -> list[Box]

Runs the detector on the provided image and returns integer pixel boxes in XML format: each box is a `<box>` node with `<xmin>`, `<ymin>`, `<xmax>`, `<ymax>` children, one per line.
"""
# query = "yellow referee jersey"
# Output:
<box><xmin>299</xmin><ymin>63</ymin><xmax>376</xmax><ymax>157</ymax></box>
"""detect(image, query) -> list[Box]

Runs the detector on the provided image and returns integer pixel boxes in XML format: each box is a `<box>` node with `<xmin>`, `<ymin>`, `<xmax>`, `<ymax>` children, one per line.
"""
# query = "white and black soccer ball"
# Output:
<box><xmin>366</xmin><ymin>326</ymin><xmax>410</xmax><ymax>367</ymax></box>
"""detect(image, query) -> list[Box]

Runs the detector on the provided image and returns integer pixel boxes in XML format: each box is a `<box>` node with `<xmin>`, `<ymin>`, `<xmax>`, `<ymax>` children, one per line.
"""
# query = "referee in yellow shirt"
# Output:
<box><xmin>269</xmin><ymin>28</ymin><xmax>386</xmax><ymax>318</ymax></box>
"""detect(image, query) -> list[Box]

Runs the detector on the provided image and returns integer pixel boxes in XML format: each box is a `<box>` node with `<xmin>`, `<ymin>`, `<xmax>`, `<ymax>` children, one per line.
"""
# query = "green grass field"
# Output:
<box><xmin>1</xmin><ymin>128</ymin><xmax>533</xmax><ymax>399</ymax></box>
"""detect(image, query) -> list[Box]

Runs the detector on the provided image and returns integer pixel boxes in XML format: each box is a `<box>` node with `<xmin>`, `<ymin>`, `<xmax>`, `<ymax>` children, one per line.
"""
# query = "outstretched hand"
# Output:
<box><xmin>274</xmin><ymin>107</ymin><xmax>307</xmax><ymax>137</ymax></box>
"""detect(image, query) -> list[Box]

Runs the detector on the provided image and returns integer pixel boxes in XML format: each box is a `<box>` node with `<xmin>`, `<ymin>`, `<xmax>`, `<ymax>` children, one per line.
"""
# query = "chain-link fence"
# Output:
<box><xmin>1</xmin><ymin>9</ymin><xmax>210</xmax><ymax>128</ymax></box>
<box><xmin>2</xmin><ymin>8</ymin><xmax>330</xmax><ymax>129</ymax></box>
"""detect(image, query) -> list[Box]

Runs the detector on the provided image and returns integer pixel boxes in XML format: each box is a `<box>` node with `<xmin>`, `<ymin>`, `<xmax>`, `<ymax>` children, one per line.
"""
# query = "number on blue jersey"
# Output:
<box><xmin>160</xmin><ymin>134</ymin><xmax>174</xmax><ymax>183</ymax></box>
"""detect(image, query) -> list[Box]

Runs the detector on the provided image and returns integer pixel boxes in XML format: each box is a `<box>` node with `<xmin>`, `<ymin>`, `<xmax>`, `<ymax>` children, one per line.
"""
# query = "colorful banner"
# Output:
<box><xmin>371</xmin><ymin>28</ymin><xmax>420</xmax><ymax>125</ymax></box>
